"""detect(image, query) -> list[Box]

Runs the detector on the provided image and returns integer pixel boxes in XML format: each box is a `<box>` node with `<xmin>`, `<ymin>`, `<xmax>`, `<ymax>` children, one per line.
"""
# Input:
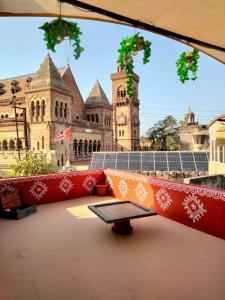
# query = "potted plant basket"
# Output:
<box><xmin>95</xmin><ymin>182</ymin><xmax>109</xmax><ymax>197</ymax></box>
<box><xmin>39</xmin><ymin>17</ymin><xmax>84</xmax><ymax>60</ymax></box>
<box><xmin>118</xmin><ymin>33</ymin><xmax>152</xmax><ymax>100</ymax></box>
<box><xmin>176</xmin><ymin>48</ymin><xmax>200</xmax><ymax>83</ymax></box>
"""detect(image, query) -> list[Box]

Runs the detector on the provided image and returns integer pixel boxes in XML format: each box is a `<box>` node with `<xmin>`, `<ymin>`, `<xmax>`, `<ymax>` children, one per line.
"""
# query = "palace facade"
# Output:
<box><xmin>0</xmin><ymin>55</ymin><xmax>140</xmax><ymax>167</ymax></box>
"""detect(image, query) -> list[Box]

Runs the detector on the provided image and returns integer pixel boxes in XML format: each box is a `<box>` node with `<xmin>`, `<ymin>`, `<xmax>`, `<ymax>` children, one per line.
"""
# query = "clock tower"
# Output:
<box><xmin>111</xmin><ymin>61</ymin><xmax>140</xmax><ymax>151</ymax></box>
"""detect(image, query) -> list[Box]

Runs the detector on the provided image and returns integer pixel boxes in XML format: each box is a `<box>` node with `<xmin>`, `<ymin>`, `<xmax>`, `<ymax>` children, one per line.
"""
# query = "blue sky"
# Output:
<box><xmin>0</xmin><ymin>17</ymin><xmax>225</xmax><ymax>135</ymax></box>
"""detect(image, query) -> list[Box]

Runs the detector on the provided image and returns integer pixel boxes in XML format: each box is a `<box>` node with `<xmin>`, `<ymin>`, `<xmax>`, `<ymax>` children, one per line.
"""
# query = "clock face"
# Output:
<box><xmin>117</xmin><ymin>114</ymin><xmax>125</xmax><ymax>124</ymax></box>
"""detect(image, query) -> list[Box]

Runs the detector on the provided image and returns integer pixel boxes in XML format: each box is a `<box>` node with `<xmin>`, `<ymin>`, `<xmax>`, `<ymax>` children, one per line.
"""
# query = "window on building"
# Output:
<box><xmin>93</xmin><ymin>140</ymin><xmax>97</xmax><ymax>152</ymax></box>
<box><xmin>17</xmin><ymin>139</ymin><xmax>23</xmax><ymax>150</ymax></box>
<box><xmin>42</xmin><ymin>136</ymin><xmax>44</xmax><ymax>149</ymax></box>
<box><xmin>5</xmin><ymin>114</ymin><xmax>8</xmax><ymax>118</ymax></box>
<box><xmin>91</xmin><ymin>114</ymin><xmax>94</xmax><ymax>122</ymax></box>
<box><xmin>117</xmin><ymin>85</ymin><xmax>126</xmax><ymax>98</ymax></box>
<box><xmin>78</xmin><ymin>140</ymin><xmax>83</xmax><ymax>156</ymax></box>
<box><xmin>64</xmin><ymin>103</ymin><xmax>68</xmax><ymax>118</ymax></box>
<box><xmin>55</xmin><ymin>101</ymin><xmax>59</xmax><ymax>117</ymax></box>
<box><xmin>134</xmin><ymin>130</ymin><xmax>136</xmax><ymax>138</ymax></box>
<box><xmin>87</xmin><ymin>114</ymin><xmax>90</xmax><ymax>121</ymax></box>
<box><xmin>89</xmin><ymin>140</ymin><xmax>93</xmax><ymax>153</ymax></box>
<box><xmin>84</xmin><ymin>140</ymin><xmax>88</xmax><ymax>156</ymax></box>
<box><xmin>60</xmin><ymin>102</ymin><xmax>63</xmax><ymax>118</ymax></box>
<box><xmin>97</xmin><ymin>140</ymin><xmax>101</xmax><ymax>152</ymax></box>
<box><xmin>36</xmin><ymin>101</ymin><xmax>40</xmax><ymax>118</ymax></box>
<box><xmin>2</xmin><ymin>140</ymin><xmax>8</xmax><ymax>150</ymax></box>
<box><xmin>9</xmin><ymin>140</ymin><xmax>15</xmax><ymax>150</ymax></box>
<box><xmin>31</xmin><ymin>101</ymin><xmax>35</xmax><ymax>118</ymax></box>
<box><xmin>41</xmin><ymin>100</ymin><xmax>46</xmax><ymax>117</ymax></box>
<box><xmin>37</xmin><ymin>141</ymin><xmax>40</xmax><ymax>150</ymax></box>
<box><xmin>95</xmin><ymin>114</ymin><xmax>99</xmax><ymax>123</ymax></box>
<box><xmin>1</xmin><ymin>115</ymin><xmax>4</xmax><ymax>118</ymax></box>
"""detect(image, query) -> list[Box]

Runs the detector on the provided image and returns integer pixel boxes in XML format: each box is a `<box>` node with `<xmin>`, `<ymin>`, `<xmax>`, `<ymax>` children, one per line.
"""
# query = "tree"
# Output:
<box><xmin>146</xmin><ymin>115</ymin><xmax>179</xmax><ymax>151</ymax></box>
<box><xmin>9</xmin><ymin>152</ymin><xmax>58</xmax><ymax>177</ymax></box>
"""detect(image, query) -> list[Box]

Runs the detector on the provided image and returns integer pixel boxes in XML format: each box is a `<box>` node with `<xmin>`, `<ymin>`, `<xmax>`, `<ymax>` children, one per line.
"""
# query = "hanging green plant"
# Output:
<box><xmin>176</xmin><ymin>48</ymin><xmax>200</xmax><ymax>83</ymax></box>
<box><xmin>118</xmin><ymin>33</ymin><xmax>151</xmax><ymax>99</ymax></box>
<box><xmin>39</xmin><ymin>17</ymin><xmax>84</xmax><ymax>60</ymax></box>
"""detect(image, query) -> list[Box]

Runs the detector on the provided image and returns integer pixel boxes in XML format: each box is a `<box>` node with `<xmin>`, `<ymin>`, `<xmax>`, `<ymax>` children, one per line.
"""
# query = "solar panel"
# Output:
<box><xmin>116</xmin><ymin>153</ymin><xmax>129</xmax><ymax>170</ymax></box>
<box><xmin>129</xmin><ymin>153</ymin><xmax>141</xmax><ymax>171</ymax></box>
<box><xmin>103</xmin><ymin>153</ymin><xmax>116</xmax><ymax>169</ymax></box>
<box><xmin>90</xmin><ymin>151</ymin><xmax>209</xmax><ymax>173</ymax></box>
<box><xmin>90</xmin><ymin>152</ymin><xmax>105</xmax><ymax>169</ymax></box>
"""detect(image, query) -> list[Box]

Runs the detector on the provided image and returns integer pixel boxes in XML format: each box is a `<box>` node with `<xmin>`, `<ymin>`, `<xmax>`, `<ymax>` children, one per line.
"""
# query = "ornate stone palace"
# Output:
<box><xmin>0</xmin><ymin>55</ymin><xmax>140</xmax><ymax>166</ymax></box>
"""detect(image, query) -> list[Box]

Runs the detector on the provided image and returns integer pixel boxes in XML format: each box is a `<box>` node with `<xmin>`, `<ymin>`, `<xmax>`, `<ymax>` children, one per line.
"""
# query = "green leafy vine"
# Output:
<box><xmin>39</xmin><ymin>17</ymin><xmax>84</xmax><ymax>60</ymax></box>
<box><xmin>176</xmin><ymin>49</ymin><xmax>200</xmax><ymax>83</ymax></box>
<box><xmin>118</xmin><ymin>33</ymin><xmax>151</xmax><ymax>99</ymax></box>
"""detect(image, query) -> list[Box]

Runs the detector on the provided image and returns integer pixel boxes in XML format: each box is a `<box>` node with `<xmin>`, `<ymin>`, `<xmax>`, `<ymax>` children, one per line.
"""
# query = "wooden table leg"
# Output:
<box><xmin>112</xmin><ymin>220</ymin><xmax>133</xmax><ymax>234</ymax></box>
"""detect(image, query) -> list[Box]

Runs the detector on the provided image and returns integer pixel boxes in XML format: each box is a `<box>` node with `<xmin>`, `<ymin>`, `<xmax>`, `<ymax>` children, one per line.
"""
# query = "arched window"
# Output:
<box><xmin>64</xmin><ymin>103</ymin><xmax>68</xmax><ymax>118</ymax></box>
<box><xmin>37</xmin><ymin>141</ymin><xmax>40</xmax><ymax>150</ymax></box>
<box><xmin>41</xmin><ymin>100</ymin><xmax>46</xmax><ymax>117</ymax></box>
<box><xmin>36</xmin><ymin>101</ymin><xmax>40</xmax><ymax>118</ymax></box>
<box><xmin>87</xmin><ymin>114</ymin><xmax>90</xmax><ymax>121</ymax></box>
<box><xmin>91</xmin><ymin>114</ymin><xmax>94</xmax><ymax>122</ymax></box>
<box><xmin>97</xmin><ymin>140</ymin><xmax>101</xmax><ymax>152</ymax></box>
<box><xmin>5</xmin><ymin>114</ymin><xmax>8</xmax><ymax>118</ymax></box>
<box><xmin>1</xmin><ymin>115</ymin><xmax>4</xmax><ymax>118</ymax></box>
<box><xmin>17</xmin><ymin>139</ymin><xmax>23</xmax><ymax>150</ymax></box>
<box><xmin>78</xmin><ymin>140</ymin><xmax>83</xmax><ymax>156</ymax></box>
<box><xmin>95</xmin><ymin>114</ymin><xmax>99</xmax><ymax>123</ymax></box>
<box><xmin>93</xmin><ymin>140</ymin><xmax>97</xmax><ymax>152</ymax></box>
<box><xmin>73</xmin><ymin>139</ymin><xmax>78</xmax><ymax>157</ymax></box>
<box><xmin>89</xmin><ymin>140</ymin><xmax>92</xmax><ymax>153</ymax></box>
<box><xmin>31</xmin><ymin>101</ymin><xmax>35</xmax><ymax>117</ymax></box>
<box><xmin>55</xmin><ymin>101</ymin><xmax>59</xmax><ymax>117</ymax></box>
<box><xmin>84</xmin><ymin>140</ymin><xmax>88</xmax><ymax>156</ymax></box>
<box><xmin>60</xmin><ymin>102</ymin><xmax>63</xmax><ymax>118</ymax></box>
<box><xmin>42</xmin><ymin>136</ymin><xmax>44</xmax><ymax>149</ymax></box>
<box><xmin>2</xmin><ymin>140</ymin><xmax>8</xmax><ymax>150</ymax></box>
<box><xmin>9</xmin><ymin>140</ymin><xmax>15</xmax><ymax>150</ymax></box>
<box><xmin>117</xmin><ymin>85</ymin><xmax>126</xmax><ymax>98</ymax></box>
<box><xmin>35</xmin><ymin>101</ymin><xmax>40</xmax><ymax>118</ymax></box>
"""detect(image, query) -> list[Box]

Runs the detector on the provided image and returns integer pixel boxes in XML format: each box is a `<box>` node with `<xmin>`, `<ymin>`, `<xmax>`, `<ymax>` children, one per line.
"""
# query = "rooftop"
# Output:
<box><xmin>0</xmin><ymin>195</ymin><xmax>224</xmax><ymax>300</ymax></box>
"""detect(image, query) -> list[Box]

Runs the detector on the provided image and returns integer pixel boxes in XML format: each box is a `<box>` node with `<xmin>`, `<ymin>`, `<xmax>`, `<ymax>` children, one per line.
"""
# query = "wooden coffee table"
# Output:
<box><xmin>88</xmin><ymin>200</ymin><xmax>157</xmax><ymax>234</ymax></box>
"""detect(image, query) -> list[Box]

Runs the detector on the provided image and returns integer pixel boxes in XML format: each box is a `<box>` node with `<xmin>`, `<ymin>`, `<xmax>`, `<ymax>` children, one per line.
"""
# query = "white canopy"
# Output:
<box><xmin>1</xmin><ymin>0</ymin><xmax>225</xmax><ymax>63</ymax></box>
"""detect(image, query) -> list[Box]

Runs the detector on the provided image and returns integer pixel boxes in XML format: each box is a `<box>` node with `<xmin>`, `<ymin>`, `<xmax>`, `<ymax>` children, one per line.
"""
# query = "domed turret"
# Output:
<box><xmin>184</xmin><ymin>107</ymin><xmax>195</xmax><ymax>124</ymax></box>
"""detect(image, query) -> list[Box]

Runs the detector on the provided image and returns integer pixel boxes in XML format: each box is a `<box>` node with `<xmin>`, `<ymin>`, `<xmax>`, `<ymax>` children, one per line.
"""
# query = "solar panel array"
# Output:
<box><xmin>90</xmin><ymin>151</ymin><xmax>209</xmax><ymax>172</ymax></box>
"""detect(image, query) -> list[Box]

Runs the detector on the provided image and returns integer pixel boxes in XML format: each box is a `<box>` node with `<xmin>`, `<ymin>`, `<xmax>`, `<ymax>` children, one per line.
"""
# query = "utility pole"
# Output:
<box><xmin>11</xmin><ymin>80</ymin><xmax>21</xmax><ymax>160</ymax></box>
<box><xmin>10</xmin><ymin>80</ymin><xmax>29</xmax><ymax>160</ymax></box>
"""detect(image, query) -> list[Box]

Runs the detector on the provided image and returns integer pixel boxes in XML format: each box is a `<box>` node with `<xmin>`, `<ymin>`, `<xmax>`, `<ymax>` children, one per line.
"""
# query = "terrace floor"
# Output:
<box><xmin>0</xmin><ymin>195</ymin><xmax>224</xmax><ymax>300</ymax></box>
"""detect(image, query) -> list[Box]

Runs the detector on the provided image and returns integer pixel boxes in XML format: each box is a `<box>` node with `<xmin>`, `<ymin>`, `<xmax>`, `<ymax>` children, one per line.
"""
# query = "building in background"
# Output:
<box><xmin>208</xmin><ymin>114</ymin><xmax>225</xmax><ymax>175</ymax></box>
<box><xmin>0</xmin><ymin>55</ymin><xmax>113</xmax><ymax>168</ymax></box>
<box><xmin>111</xmin><ymin>61</ymin><xmax>140</xmax><ymax>151</ymax></box>
<box><xmin>179</xmin><ymin>107</ymin><xmax>209</xmax><ymax>151</ymax></box>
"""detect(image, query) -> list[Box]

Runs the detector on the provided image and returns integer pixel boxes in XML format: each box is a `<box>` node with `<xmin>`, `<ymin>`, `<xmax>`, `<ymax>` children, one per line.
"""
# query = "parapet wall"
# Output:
<box><xmin>0</xmin><ymin>169</ymin><xmax>224</xmax><ymax>240</ymax></box>
<box><xmin>0</xmin><ymin>170</ymin><xmax>104</xmax><ymax>205</ymax></box>
<box><xmin>104</xmin><ymin>169</ymin><xmax>225</xmax><ymax>240</ymax></box>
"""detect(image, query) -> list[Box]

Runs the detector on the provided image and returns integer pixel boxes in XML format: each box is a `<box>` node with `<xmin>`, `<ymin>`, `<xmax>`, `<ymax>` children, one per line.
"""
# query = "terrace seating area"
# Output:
<box><xmin>0</xmin><ymin>169</ymin><xmax>225</xmax><ymax>299</ymax></box>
